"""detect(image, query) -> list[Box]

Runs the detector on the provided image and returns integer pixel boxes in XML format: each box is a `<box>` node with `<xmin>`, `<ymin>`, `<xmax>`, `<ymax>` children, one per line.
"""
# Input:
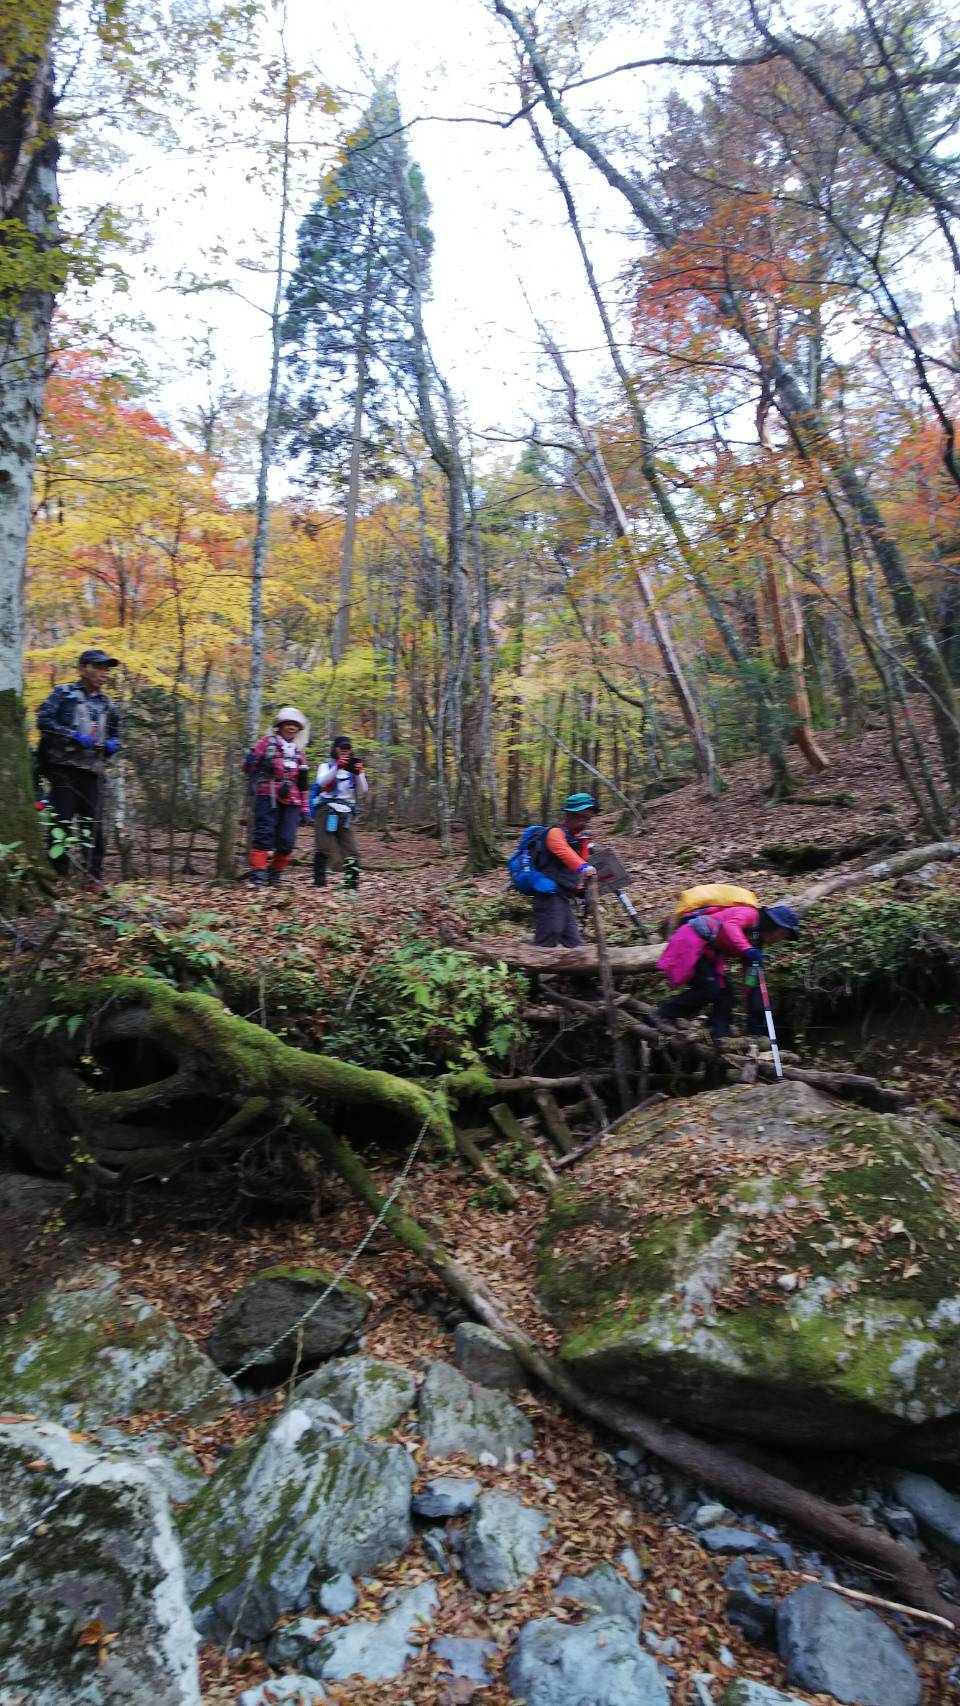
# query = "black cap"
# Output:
<box><xmin>78</xmin><ymin>648</ymin><xmax>119</xmax><ymax>668</ymax></box>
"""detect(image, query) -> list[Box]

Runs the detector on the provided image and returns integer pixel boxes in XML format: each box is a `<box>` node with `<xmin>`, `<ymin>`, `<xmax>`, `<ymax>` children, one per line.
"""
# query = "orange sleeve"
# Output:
<box><xmin>545</xmin><ymin>826</ymin><xmax>587</xmax><ymax>874</ymax></box>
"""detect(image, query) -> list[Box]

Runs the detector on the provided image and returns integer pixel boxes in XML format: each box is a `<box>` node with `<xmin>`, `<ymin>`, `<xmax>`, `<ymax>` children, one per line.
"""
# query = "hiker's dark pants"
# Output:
<box><xmin>47</xmin><ymin>764</ymin><xmax>104</xmax><ymax>879</ymax></box>
<box><xmin>252</xmin><ymin>796</ymin><xmax>301</xmax><ymax>857</ymax></box>
<box><xmin>658</xmin><ymin>960</ymin><xmax>765</xmax><ymax>1039</ymax></box>
<box><xmin>532</xmin><ymin>890</ymin><xmax>583</xmax><ymax>948</ymax></box>
<box><xmin>314</xmin><ymin>816</ymin><xmax>359</xmax><ymax>871</ymax></box>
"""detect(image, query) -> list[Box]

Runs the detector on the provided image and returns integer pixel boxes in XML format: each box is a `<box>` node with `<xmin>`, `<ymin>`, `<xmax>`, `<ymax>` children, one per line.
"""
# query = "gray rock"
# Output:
<box><xmin>432</xmin><ymin>1634</ymin><xmax>498</xmax><ymax>1682</ymax></box>
<box><xmin>179</xmin><ymin>1398</ymin><xmax>414</xmax><ymax>1642</ymax></box>
<box><xmin>296</xmin><ymin>1355</ymin><xmax>415</xmax><ymax>1435</ymax></box>
<box><xmin>0</xmin><ymin>1419</ymin><xmax>201</xmax><ymax>1705</ymax></box>
<box><xmin>208</xmin><ymin>1267</ymin><xmax>370</xmax><ymax>1380</ymax></box>
<box><xmin>720</xmin><ymin>1686</ymin><xmax>808</xmax><ymax>1706</ymax></box>
<box><xmin>418</xmin><ymin>1361</ymin><xmax>534</xmax><ymax>1463</ymax></box>
<box><xmin>699</xmin><ymin>1527</ymin><xmax>794</xmax><ymax>1568</ymax></box>
<box><xmin>0</xmin><ymin>1263</ymin><xmax>236</xmax><ymax>1427</ymax></box>
<box><xmin>554</xmin><ymin>1563</ymin><xmax>645</xmax><ymax>1630</ymax></box>
<box><xmin>618</xmin><ymin>1545</ymin><xmax>646</xmax><ymax>1582</ymax></box>
<box><xmin>422</xmin><ymin>1530</ymin><xmax>451</xmax><ymax>1573</ymax></box>
<box><xmin>643</xmin><ymin>1631</ymin><xmax>679</xmax><ymax>1658</ymax></box>
<box><xmin>694</xmin><ymin>1502</ymin><xmax>731</xmax><ymax>1528</ymax></box>
<box><xmin>413</xmin><ymin>1475</ymin><xmax>482</xmax><ymax>1519</ymax></box>
<box><xmin>318</xmin><ymin>1573</ymin><xmax>356</xmax><ymax>1616</ymax></box>
<box><xmin>726</xmin><ymin>1581</ymin><xmax>778</xmax><ymax>1649</ymax></box>
<box><xmin>266</xmin><ymin>1617</ymin><xmax>329</xmax><ymax>1671</ymax></box>
<box><xmin>882</xmin><ymin>1505</ymin><xmax>919</xmax><ymax>1540</ymax></box>
<box><xmin>506</xmin><ymin>1615</ymin><xmax>669</xmax><ymax>1706</ymax></box>
<box><xmin>454</xmin><ymin>1322</ymin><xmax>526</xmax><ymax>1390</ymax></box>
<box><xmin>463</xmin><ymin>1490</ymin><xmax>550</xmax><ymax>1591</ymax></box>
<box><xmin>238</xmin><ymin>1681</ymin><xmax>326</xmax><ymax>1705</ymax></box>
<box><xmin>91</xmin><ymin>1425</ymin><xmax>205</xmax><ymax>1505</ymax></box>
<box><xmin>777</xmin><ymin>1583</ymin><xmax>921</xmax><ymax>1706</ymax></box>
<box><xmin>0</xmin><ymin>1170</ymin><xmax>74</xmax><ymax>1214</ymax></box>
<box><xmin>888</xmin><ymin>1469</ymin><xmax>960</xmax><ymax>1562</ymax></box>
<box><xmin>304</xmin><ymin>1580</ymin><xmax>438</xmax><ymax>1682</ymax></box>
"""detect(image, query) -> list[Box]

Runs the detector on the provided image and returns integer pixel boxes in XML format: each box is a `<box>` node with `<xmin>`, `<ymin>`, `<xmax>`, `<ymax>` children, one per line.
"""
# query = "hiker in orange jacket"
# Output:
<box><xmin>531</xmin><ymin>792</ymin><xmax>598</xmax><ymax>947</ymax></box>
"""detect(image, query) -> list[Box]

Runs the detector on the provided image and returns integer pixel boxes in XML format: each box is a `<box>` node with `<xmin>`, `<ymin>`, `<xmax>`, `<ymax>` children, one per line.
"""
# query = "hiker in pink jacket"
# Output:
<box><xmin>657</xmin><ymin>899</ymin><xmax>800</xmax><ymax>1039</ymax></box>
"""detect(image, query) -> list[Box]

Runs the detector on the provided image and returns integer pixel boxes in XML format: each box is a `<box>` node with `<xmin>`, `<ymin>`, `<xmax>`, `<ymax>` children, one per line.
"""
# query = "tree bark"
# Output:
<box><xmin>494</xmin><ymin>0</ymin><xmax>960</xmax><ymax>806</ymax></box>
<box><xmin>0</xmin><ymin>5</ymin><xmax>61</xmax><ymax>883</ymax></box>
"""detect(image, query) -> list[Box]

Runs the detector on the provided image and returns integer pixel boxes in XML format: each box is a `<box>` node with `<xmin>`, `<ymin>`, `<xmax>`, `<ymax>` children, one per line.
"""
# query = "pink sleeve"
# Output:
<box><xmin>715</xmin><ymin>906</ymin><xmax>759</xmax><ymax>959</ymax></box>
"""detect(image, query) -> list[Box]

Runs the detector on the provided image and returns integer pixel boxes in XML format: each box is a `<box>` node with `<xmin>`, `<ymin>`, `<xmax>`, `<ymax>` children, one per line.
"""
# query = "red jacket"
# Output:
<box><xmin>243</xmin><ymin>735</ymin><xmax>309</xmax><ymax>808</ymax></box>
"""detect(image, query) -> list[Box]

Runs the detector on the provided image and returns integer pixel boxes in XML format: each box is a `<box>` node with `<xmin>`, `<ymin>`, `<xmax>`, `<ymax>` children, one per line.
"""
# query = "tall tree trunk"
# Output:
<box><xmin>332</xmin><ymin>251</ymin><xmax>374</xmax><ymax>663</ymax></box>
<box><xmin>0</xmin><ymin>6</ymin><xmax>60</xmax><ymax>881</ymax></box>
<box><xmin>245</xmin><ymin>57</ymin><xmax>293</xmax><ymax>746</ymax></box>
<box><xmin>543</xmin><ymin>331</ymin><xmax>722</xmax><ymax>797</ymax></box>
<box><xmin>504</xmin><ymin>572</ymin><xmax>526</xmax><ymax>822</ymax></box>
<box><xmin>496</xmin><ymin>0</ymin><xmax>960</xmax><ymax>806</ymax></box>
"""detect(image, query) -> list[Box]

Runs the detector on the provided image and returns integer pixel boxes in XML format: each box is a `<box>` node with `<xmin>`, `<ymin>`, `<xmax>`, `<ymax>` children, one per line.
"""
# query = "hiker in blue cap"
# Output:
<box><xmin>530</xmin><ymin>792</ymin><xmax>598</xmax><ymax>947</ymax></box>
<box><xmin>658</xmin><ymin>896</ymin><xmax>800</xmax><ymax>1039</ymax></box>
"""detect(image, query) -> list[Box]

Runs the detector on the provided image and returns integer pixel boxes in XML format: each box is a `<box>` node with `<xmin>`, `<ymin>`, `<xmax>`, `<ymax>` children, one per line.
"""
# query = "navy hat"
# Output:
<box><xmin>563</xmin><ymin>791</ymin><xmax>597</xmax><ymax>814</ymax></box>
<box><xmin>762</xmin><ymin>903</ymin><xmax>801</xmax><ymax>935</ymax></box>
<box><xmin>78</xmin><ymin>648</ymin><xmax>119</xmax><ymax>668</ymax></box>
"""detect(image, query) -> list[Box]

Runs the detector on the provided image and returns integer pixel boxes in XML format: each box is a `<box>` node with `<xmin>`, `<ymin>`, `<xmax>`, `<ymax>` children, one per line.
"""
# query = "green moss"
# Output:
<box><xmin>253</xmin><ymin>1265</ymin><xmax>370</xmax><ymax>1301</ymax></box>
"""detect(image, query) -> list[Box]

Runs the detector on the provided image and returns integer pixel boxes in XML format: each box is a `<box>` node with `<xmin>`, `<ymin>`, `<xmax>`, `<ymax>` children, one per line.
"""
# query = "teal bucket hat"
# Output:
<box><xmin>563</xmin><ymin>792</ymin><xmax>597</xmax><ymax>814</ymax></box>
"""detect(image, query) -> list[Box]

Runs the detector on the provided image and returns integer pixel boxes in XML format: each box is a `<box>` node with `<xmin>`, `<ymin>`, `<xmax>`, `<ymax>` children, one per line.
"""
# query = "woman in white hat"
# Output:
<box><xmin>242</xmin><ymin>706</ymin><xmax>311</xmax><ymax>886</ymax></box>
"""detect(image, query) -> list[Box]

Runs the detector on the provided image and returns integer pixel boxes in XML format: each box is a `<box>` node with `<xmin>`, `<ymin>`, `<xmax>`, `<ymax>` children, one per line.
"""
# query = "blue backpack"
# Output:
<box><xmin>508</xmin><ymin>826</ymin><xmax>558</xmax><ymax>895</ymax></box>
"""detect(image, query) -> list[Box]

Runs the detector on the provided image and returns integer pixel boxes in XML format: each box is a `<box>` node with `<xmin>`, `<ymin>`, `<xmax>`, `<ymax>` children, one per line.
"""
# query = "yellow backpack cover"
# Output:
<box><xmin>674</xmin><ymin>883</ymin><xmax>759</xmax><ymax>923</ymax></box>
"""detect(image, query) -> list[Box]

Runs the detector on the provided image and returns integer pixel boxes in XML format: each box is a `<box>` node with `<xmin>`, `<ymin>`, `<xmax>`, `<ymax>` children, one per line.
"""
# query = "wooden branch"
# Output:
<box><xmin>798</xmin><ymin>1574</ymin><xmax>956</xmax><ymax>1633</ymax></box>
<box><xmin>586</xmin><ymin>874</ymin><xmax>632</xmax><ymax>1112</ymax></box>
<box><xmin>792</xmin><ymin>841</ymin><xmax>960</xmax><ymax>912</ymax></box>
<box><xmin>533</xmin><ymin>1088</ymin><xmax>576</xmax><ymax>1154</ymax></box>
<box><xmin>467</xmin><ymin>933</ymin><xmax>663</xmax><ymax>974</ymax></box>
<box><xmin>454</xmin><ymin>1126</ymin><xmax>520</xmax><ymax>1205</ymax></box>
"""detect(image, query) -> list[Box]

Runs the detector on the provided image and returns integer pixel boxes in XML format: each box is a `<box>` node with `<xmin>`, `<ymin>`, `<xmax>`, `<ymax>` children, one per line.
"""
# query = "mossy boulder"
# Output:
<box><xmin>417</xmin><ymin>1360</ymin><xmax>534</xmax><ymax>1463</ymax></box>
<box><xmin>207</xmin><ymin>1266</ymin><xmax>371</xmax><ymax>1381</ymax></box>
<box><xmin>0</xmin><ymin>1264</ymin><xmax>236</xmax><ymax>1428</ymax></box>
<box><xmin>0</xmin><ymin>1419</ymin><xmax>200</xmax><ymax>1705</ymax></box>
<box><xmin>178</xmin><ymin>1397</ymin><xmax>414</xmax><ymax>1642</ymax></box>
<box><xmin>296</xmin><ymin>1354</ymin><xmax>415</xmax><ymax>1435</ymax></box>
<box><xmin>538</xmin><ymin>1082</ymin><xmax>960</xmax><ymax>1461</ymax></box>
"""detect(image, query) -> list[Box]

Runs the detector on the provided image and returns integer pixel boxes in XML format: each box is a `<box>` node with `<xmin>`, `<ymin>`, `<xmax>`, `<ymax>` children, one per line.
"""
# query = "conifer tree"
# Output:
<box><xmin>284</xmin><ymin>83</ymin><xmax>433</xmax><ymax>661</ymax></box>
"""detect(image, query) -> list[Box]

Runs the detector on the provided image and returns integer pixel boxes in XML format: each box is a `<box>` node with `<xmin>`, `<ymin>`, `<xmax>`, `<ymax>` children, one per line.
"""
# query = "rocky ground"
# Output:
<box><xmin>2</xmin><ymin>722</ymin><xmax>960</xmax><ymax>1702</ymax></box>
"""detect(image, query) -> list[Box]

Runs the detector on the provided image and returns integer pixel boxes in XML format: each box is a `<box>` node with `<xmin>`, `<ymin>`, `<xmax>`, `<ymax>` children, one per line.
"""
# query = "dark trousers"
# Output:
<box><xmin>532</xmin><ymin>889</ymin><xmax>584</xmax><ymax>948</ymax></box>
<box><xmin>658</xmin><ymin>959</ymin><xmax>765</xmax><ymax>1039</ymax></box>
<box><xmin>252</xmin><ymin>796</ymin><xmax>301</xmax><ymax>856</ymax></box>
<box><xmin>47</xmin><ymin>764</ymin><xmax>104</xmax><ymax>879</ymax></box>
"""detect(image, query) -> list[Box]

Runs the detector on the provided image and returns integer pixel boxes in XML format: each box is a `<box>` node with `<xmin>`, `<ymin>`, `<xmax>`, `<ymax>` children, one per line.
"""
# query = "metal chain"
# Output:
<box><xmin>0</xmin><ymin>1106</ymin><xmax>433</xmax><ymax>1571</ymax></box>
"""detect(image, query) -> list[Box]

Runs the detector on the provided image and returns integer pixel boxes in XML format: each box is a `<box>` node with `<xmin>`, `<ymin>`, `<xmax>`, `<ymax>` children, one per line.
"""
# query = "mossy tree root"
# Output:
<box><xmin>2</xmin><ymin>977</ymin><xmax>453</xmax><ymax>1179</ymax></box>
<box><xmin>295</xmin><ymin>1107</ymin><xmax>957</xmax><ymax>1629</ymax></box>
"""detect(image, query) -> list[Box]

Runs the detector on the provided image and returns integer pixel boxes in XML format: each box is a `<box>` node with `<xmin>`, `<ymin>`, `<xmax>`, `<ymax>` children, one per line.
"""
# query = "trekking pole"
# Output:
<box><xmin>755</xmin><ymin>965</ymin><xmax>783</xmax><ymax>1080</ymax></box>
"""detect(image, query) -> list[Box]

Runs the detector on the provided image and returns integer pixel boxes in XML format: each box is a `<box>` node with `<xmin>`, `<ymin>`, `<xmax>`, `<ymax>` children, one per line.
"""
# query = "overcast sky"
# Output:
<box><xmin>62</xmin><ymin>0</ymin><xmax>650</xmax><ymax>472</ymax></box>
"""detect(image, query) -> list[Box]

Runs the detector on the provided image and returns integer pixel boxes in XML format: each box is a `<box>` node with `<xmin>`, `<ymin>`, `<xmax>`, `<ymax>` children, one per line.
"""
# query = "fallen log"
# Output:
<box><xmin>296</xmin><ymin>1114</ymin><xmax>958</xmax><ymax>1630</ymax></box>
<box><xmin>458</xmin><ymin>840</ymin><xmax>960</xmax><ymax>975</ymax></box>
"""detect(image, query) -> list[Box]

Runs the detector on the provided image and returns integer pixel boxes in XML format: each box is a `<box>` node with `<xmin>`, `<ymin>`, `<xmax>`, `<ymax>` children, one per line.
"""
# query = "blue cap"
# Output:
<box><xmin>563</xmin><ymin>792</ymin><xmax>596</xmax><ymax>814</ymax></box>
<box><xmin>762</xmin><ymin>903</ymin><xmax>800</xmax><ymax>934</ymax></box>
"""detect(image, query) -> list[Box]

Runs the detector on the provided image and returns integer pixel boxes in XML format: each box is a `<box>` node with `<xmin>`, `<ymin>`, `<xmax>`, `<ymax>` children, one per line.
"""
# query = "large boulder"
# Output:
<box><xmin>0</xmin><ymin>1264</ymin><xmax>236</xmax><ymax>1427</ymax></box>
<box><xmin>207</xmin><ymin>1266</ymin><xmax>370</xmax><ymax>1380</ymax></box>
<box><xmin>296</xmin><ymin>1354</ymin><xmax>415</xmax><ymax>1435</ymax></box>
<box><xmin>505</xmin><ymin>1615</ymin><xmax>669</xmax><ymax>1706</ymax></box>
<box><xmin>0</xmin><ymin>1419</ymin><xmax>200</xmax><ymax>1705</ymax></box>
<box><xmin>304</xmin><ymin>1581</ymin><xmax>438</xmax><ymax>1683</ymax></box>
<box><xmin>178</xmin><ymin>1397</ymin><xmax>414</xmax><ymax>1642</ymax></box>
<box><xmin>538</xmin><ymin>1083</ymin><xmax>960</xmax><ymax>1459</ymax></box>
<box><xmin>776</xmin><ymin>1583</ymin><xmax>921</xmax><ymax>1706</ymax></box>
<box><xmin>417</xmin><ymin>1360</ymin><xmax>534</xmax><ymax>1462</ymax></box>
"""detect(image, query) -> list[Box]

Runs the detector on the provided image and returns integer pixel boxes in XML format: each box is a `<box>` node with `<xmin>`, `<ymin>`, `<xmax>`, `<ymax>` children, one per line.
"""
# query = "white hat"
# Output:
<box><xmin>273</xmin><ymin>706</ymin><xmax>310</xmax><ymax>747</ymax></box>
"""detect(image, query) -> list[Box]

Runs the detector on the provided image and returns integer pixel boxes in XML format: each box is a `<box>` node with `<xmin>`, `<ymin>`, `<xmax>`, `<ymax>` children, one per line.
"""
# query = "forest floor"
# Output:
<box><xmin>3</xmin><ymin>718</ymin><xmax>960</xmax><ymax>1703</ymax></box>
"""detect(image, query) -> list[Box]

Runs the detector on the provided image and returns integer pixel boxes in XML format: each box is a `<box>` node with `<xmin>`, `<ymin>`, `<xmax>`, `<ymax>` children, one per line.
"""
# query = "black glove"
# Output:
<box><xmin>297</xmin><ymin>764</ymin><xmax>310</xmax><ymax>792</ymax></box>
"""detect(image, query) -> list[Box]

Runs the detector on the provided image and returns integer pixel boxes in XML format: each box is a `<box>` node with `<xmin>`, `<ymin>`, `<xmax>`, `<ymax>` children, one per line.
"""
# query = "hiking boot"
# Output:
<box><xmin>248</xmin><ymin>868</ymin><xmax>268</xmax><ymax>887</ymax></box>
<box><xmin>313</xmin><ymin>852</ymin><xmax>327</xmax><ymax>887</ymax></box>
<box><xmin>266</xmin><ymin>866</ymin><xmax>281</xmax><ymax>887</ymax></box>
